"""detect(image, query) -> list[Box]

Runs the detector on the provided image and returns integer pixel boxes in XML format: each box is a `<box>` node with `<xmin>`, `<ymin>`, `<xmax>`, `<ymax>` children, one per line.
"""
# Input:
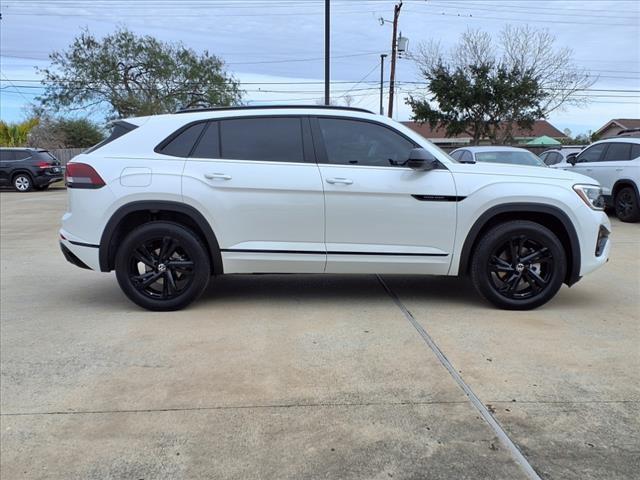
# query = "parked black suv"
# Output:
<box><xmin>0</xmin><ymin>148</ymin><xmax>64</xmax><ymax>192</ymax></box>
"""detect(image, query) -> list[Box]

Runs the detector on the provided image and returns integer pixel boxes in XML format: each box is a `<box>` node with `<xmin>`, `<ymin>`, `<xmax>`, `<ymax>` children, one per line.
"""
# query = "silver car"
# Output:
<box><xmin>449</xmin><ymin>146</ymin><xmax>547</xmax><ymax>167</ymax></box>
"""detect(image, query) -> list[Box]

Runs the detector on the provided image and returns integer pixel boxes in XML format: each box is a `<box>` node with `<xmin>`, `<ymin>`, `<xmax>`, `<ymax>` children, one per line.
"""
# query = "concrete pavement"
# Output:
<box><xmin>1</xmin><ymin>188</ymin><xmax>638</xmax><ymax>479</ymax></box>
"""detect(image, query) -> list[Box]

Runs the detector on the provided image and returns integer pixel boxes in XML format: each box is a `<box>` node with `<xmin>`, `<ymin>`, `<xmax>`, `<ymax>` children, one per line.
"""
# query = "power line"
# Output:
<box><xmin>427</xmin><ymin>1</ymin><xmax>639</xmax><ymax>20</ymax></box>
<box><xmin>403</xmin><ymin>8</ymin><xmax>639</xmax><ymax>27</ymax></box>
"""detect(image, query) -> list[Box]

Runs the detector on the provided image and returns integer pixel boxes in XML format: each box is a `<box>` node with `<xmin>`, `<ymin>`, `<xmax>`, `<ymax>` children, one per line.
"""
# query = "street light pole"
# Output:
<box><xmin>379</xmin><ymin>54</ymin><xmax>387</xmax><ymax>115</ymax></box>
<box><xmin>387</xmin><ymin>1</ymin><xmax>402</xmax><ymax>118</ymax></box>
<box><xmin>324</xmin><ymin>0</ymin><xmax>330</xmax><ymax>105</ymax></box>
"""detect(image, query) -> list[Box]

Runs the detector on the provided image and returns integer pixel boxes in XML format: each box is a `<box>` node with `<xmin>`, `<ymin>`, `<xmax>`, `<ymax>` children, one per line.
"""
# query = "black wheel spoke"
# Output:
<box><xmin>134</xmin><ymin>246</ymin><xmax>156</xmax><ymax>268</ymax></box>
<box><xmin>520</xmin><ymin>247</ymin><xmax>550</xmax><ymax>264</ymax></box>
<box><xmin>159</xmin><ymin>237</ymin><xmax>178</xmax><ymax>262</ymax></box>
<box><xmin>526</xmin><ymin>269</ymin><xmax>548</xmax><ymax>289</ymax></box>
<box><xmin>507</xmin><ymin>272</ymin><xmax>523</xmax><ymax>292</ymax></box>
<box><xmin>165</xmin><ymin>270</ymin><xmax>177</xmax><ymax>295</ymax></box>
<box><xmin>489</xmin><ymin>255</ymin><xmax>514</xmax><ymax>272</ymax></box>
<box><xmin>133</xmin><ymin>270</ymin><xmax>163</xmax><ymax>288</ymax></box>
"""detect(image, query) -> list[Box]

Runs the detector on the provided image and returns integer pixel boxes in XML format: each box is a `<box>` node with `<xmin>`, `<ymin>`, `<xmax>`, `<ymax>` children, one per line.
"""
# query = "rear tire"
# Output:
<box><xmin>115</xmin><ymin>222</ymin><xmax>210</xmax><ymax>311</ymax></box>
<box><xmin>614</xmin><ymin>187</ymin><xmax>640</xmax><ymax>223</ymax></box>
<box><xmin>13</xmin><ymin>174</ymin><xmax>33</xmax><ymax>192</ymax></box>
<box><xmin>471</xmin><ymin>221</ymin><xmax>566</xmax><ymax>310</ymax></box>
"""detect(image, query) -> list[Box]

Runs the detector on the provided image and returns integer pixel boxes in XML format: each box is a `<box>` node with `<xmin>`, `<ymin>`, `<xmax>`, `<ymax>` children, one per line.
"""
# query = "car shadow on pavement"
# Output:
<box><xmin>198</xmin><ymin>274</ymin><xmax>488</xmax><ymax>308</ymax></box>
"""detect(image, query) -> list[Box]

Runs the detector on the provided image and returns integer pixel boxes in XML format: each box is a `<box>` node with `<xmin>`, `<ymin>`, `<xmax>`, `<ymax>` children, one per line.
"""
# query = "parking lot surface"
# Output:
<box><xmin>1</xmin><ymin>188</ymin><xmax>639</xmax><ymax>479</ymax></box>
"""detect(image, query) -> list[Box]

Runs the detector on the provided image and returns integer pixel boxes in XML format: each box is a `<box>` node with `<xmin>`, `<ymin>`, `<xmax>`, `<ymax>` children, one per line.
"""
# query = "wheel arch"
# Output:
<box><xmin>459</xmin><ymin>203</ymin><xmax>581</xmax><ymax>286</ymax></box>
<box><xmin>611</xmin><ymin>179</ymin><xmax>639</xmax><ymax>200</ymax></box>
<box><xmin>11</xmin><ymin>169</ymin><xmax>34</xmax><ymax>182</ymax></box>
<box><xmin>99</xmin><ymin>201</ymin><xmax>223</xmax><ymax>275</ymax></box>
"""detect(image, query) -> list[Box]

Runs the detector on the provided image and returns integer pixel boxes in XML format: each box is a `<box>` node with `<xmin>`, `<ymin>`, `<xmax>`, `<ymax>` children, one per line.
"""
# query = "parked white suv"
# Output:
<box><xmin>552</xmin><ymin>137</ymin><xmax>640</xmax><ymax>222</ymax></box>
<box><xmin>60</xmin><ymin>106</ymin><xmax>611</xmax><ymax>311</ymax></box>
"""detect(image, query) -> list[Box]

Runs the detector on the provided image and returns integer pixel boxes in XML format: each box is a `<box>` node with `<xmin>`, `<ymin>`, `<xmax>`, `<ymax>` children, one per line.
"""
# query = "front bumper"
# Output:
<box><xmin>578</xmin><ymin>212</ymin><xmax>612</xmax><ymax>278</ymax></box>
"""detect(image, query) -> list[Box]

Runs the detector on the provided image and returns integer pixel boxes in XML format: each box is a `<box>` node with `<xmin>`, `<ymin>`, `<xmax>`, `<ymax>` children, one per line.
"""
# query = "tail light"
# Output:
<box><xmin>65</xmin><ymin>163</ymin><xmax>106</xmax><ymax>189</ymax></box>
<box><xmin>35</xmin><ymin>161</ymin><xmax>53</xmax><ymax>169</ymax></box>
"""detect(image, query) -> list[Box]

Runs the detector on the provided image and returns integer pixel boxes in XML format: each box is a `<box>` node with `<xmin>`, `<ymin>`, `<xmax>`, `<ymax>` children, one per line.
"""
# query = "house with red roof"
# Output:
<box><xmin>594</xmin><ymin>119</ymin><xmax>640</xmax><ymax>138</ymax></box>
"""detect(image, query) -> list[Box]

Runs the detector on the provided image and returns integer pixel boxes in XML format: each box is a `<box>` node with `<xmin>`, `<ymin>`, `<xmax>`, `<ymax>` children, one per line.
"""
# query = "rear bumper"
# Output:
<box><xmin>60</xmin><ymin>243</ymin><xmax>91</xmax><ymax>270</ymax></box>
<box><xmin>35</xmin><ymin>174</ymin><xmax>63</xmax><ymax>186</ymax></box>
<box><xmin>59</xmin><ymin>230</ymin><xmax>101</xmax><ymax>271</ymax></box>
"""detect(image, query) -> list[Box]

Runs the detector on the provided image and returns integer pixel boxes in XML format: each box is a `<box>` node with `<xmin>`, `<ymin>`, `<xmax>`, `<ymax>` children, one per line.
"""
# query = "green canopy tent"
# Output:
<box><xmin>525</xmin><ymin>135</ymin><xmax>562</xmax><ymax>146</ymax></box>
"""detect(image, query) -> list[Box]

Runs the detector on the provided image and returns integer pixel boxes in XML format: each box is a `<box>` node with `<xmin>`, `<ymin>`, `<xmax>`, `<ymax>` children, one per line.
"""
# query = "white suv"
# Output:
<box><xmin>553</xmin><ymin>137</ymin><xmax>640</xmax><ymax>222</ymax></box>
<box><xmin>60</xmin><ymin>106</ymin><xmax>611</xmax><ymax>311</ymax></box>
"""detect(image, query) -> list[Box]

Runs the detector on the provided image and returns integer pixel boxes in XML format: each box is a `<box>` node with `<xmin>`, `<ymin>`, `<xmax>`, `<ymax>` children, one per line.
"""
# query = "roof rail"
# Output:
<box><xmin>175</xmin><ymin>105</ymin><xmax>374</xmax><ymax>114</ymax></box>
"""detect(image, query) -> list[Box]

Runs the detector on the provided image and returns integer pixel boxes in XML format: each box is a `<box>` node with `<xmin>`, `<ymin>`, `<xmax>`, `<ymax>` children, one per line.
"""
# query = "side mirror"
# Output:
<box><xmin>407</xmin><ymin>148</ymin><xmax>438</xmax><ymax>171</ymax></box>
<box><xmin>566</xmin><ymin>153</ymin><xmax>578</xmax><ymax>165</ymax></box>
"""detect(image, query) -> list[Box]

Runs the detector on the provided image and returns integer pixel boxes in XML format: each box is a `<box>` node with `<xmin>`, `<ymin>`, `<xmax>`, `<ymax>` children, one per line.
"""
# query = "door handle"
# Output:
<box><xmin>204</xmin><ymin>173</ymin><xmax>232</xmax><ymax>180</ymax></box>
<box><xmin>326</xmin><ymin>177</ymin><xmax>353</xmax><ymax>185</ymax></box>
<box><xmin>585</xmin><ymin>168</ymin><xmax>593</xmax><ymax>172</ymax></box>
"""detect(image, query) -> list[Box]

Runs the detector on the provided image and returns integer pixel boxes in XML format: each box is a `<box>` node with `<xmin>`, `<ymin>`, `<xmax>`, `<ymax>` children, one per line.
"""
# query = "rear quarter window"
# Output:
<box><xmin>86</xmin><ymin>121</ymin><xmax>137</xmax><ymax>154</ymax></box>
<box><xmin>157</xmin><ymin>122</ymin><xmax>206</xmax><ymax>157</ymax></box>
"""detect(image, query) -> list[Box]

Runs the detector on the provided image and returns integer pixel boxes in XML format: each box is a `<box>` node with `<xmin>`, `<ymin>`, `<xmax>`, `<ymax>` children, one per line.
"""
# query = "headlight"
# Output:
<box><xmin>573</xmin><ymin>184</ymin><xmax>604</xmax><ymax>210</ymax></box>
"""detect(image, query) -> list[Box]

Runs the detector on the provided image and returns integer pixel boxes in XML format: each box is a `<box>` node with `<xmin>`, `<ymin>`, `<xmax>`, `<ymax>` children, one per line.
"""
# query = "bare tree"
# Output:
<box><xmin>413</xmin><ymin>25</ymin><xmax>595</xmax><ymax>125</ymax></box>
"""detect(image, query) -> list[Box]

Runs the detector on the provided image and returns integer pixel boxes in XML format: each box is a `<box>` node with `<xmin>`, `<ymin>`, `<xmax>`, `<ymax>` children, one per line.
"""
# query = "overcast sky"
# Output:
<box><xmin>1</xmin><ymin>0</ymin><xmax>639</xmax><ymax>135</ymax></box>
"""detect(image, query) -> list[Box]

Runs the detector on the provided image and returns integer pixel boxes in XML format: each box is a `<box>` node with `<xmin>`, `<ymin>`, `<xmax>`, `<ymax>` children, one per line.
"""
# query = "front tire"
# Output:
<box><xmin>115</xmin><ymin>222</ymin><xmax>210</xmax><ymax>311</ymax></box>
<box><xmin>471</xmin><ymin>221</ymin><xmax>566</xmax><ymax>310</ymax></box>
<box><xmin>614</xmin><ymin>187</ymin><xmax>640</xmax><ymax>223</ymax></box>
<box><xmin>13</xmin><ymin>174</ymin><xmax>33</xmax><ymax>192</ymax></box>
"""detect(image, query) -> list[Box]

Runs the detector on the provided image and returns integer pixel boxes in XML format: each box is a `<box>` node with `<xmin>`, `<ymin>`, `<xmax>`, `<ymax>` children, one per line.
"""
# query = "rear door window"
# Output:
<box><xmin>631</xmin><ymin>144</ymin><xmax>640</xmax><ymax>159</ymax></box>
<box><xmin>0</xmin><ymin>150</ymin><xmax>15</xmax><ymax>161</ymax></box>
<box><xmin>219</xmin><ymin>117</ymin><xmax>304</xmax><ymax>163</ymax></box>
<box><xmin>602</xmin><ymin>142</ymin><xmax>632</xmax><ymax>161</ymax></box>
<box><xmin>14</xmin><ymin>150</ymin><xmax>31</xmax><ymax>161</ymax></box>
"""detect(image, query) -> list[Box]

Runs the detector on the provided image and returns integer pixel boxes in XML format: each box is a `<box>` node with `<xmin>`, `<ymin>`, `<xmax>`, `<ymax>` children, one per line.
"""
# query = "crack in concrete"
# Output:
<box><xmin>376</xmin><ymin>274</ymin><xmax>543</xmax><ymax>480</ymax></box>
<box><xmin>0</xmin><ymin>399</ymin><xmax>468</xmax><ymax>417</ymax></box>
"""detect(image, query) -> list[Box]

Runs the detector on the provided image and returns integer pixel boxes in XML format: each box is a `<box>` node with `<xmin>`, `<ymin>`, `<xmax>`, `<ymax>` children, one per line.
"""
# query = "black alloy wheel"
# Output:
<box><xmin>128</xmin><ymin>236</ymin><xmax>195</xmax><ymax>300</ymax></box>
<box><xmin>115</xmin><ymin>222</ymin><xmax>210</xmax><ymax>311</ymax></box>
<box><xmin>488</xmin><ymin>236</ymin><xmax>553</xmax><ymax>300</ymax></box>
<box><xmin>471</xmin><ymin>220</ymin><xmax>566</xmax><ymax>310</ymax></box>
<box><xmin>614</xmin><ymin>187</ymin><xmax>640</xmax><ymax>223</ymax></box>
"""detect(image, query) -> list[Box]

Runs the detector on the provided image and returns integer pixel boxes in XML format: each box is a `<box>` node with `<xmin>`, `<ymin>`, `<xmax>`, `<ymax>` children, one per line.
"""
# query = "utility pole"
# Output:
<box><xmin>324</xmin><ymin>0</ymin><xmax>330</xmax><ymax>105</ymax></box>
<box><xmin>379</xmin><ymin>54</ymin><xmax>387</xmax><ymax>115</ymax></box>
<box><xmin>387</xmin><ymin>1</ymin><xmax>402</xmax><ymax>118</ymax></box>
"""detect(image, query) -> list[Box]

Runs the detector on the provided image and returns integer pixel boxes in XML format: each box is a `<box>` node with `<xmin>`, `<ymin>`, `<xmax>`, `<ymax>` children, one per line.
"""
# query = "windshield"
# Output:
<box><xmin>475</xmin><ymin>150</ymin><xmax>546</xmax><ymax>167</ymax></box>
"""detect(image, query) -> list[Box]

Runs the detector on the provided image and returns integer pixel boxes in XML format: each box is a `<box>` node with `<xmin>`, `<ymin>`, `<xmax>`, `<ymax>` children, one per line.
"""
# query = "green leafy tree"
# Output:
<box><xmin>27</xmin><ymin>115</ymin><xmax>105</xmax><ymax>149</ymax></box>
<box><xmin>38</xmin><ymin>28</ymin><xmax>242</xmax><ymax>119</ymax></box>
<box><xmin>57</xmin><ymin>119</ymin><xmax>104</xmax><ymax>148</ymax></box>
<box><xmin>0</xmin><ymin>118</ymin><xmax>40</xmax><ymax>147</ymax></box>
<box><xmin>408</xmin><ymin>63</ymin><xmax>545</xmax><ymax>144</ymax></box>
